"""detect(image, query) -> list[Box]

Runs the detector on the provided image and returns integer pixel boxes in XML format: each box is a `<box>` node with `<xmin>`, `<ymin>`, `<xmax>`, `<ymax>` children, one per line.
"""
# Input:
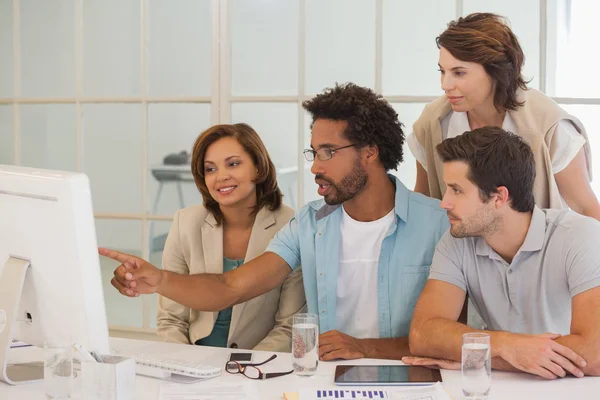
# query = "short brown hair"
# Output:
<box><xmin>436</xmin><ymin>13</ymin><xmax>528</xmax><ymax>111</ymax></box>
<box><xmin>436</xmin><ymin>126</ymin><xmax>535</xmax><ymax>213</ymax></box>
<box><xmin>191</xmin><ymin>123</ymin><xmax>282</xmax><ymax>225</ymax></box>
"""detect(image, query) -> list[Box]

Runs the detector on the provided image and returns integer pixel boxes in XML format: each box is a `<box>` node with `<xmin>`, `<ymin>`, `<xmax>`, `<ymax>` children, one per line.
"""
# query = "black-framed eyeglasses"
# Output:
<box><xmin>225</xmin><ymin>354</ymin><xmax>293</xmax><ymax>380</ymax></box>
<box><xmin>303</xmin><ymin>144</ymin><xmax>356</xmax><ymax>162</ymax></box>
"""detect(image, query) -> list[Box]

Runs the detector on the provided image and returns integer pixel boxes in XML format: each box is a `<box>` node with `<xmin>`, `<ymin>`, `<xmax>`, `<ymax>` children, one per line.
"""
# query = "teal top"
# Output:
<box><xmin>195</xmin><ymin>257</ymin><xmax>244</xmax><ymax>348</ymax></box>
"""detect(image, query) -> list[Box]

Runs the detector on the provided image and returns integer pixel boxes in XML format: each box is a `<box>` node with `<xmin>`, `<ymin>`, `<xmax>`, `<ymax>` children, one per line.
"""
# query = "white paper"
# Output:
<box><xmin>159</xmin><ymin>381</ymin><xmax>260</xmax><ymax>400</ymax></box>
<box><xmin>299</xmin><ymin>383</ymin><xmax>451</xmax><ymax>400</ymax></box>
<box><xmin>389</xmin><ymin>383</ymin><xmax>452</xmax><ymax>400</ymax></box>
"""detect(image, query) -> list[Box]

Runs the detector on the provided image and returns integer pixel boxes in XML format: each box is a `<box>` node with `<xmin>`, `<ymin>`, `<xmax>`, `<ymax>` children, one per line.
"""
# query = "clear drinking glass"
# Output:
<box><xmin>462</xmin><ymin>332</ymin><xmax>491</xmax><ymax>399</ymax></box>
<box><xmin>44</xmin><ymin>340</ymin><xmax>73</xmax><ymax>399</ymax></box>
<box><xmin>292</xmin><ymin>313</ymin><xmax>319</xmax><ymax>376</ymax></box>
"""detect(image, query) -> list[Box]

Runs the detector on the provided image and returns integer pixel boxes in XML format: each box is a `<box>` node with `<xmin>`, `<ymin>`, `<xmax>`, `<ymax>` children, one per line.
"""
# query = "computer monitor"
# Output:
<box><xmin>0</xmin><ymin>165</ymin><xmax>110</xmax><ymax>385</ymax></box>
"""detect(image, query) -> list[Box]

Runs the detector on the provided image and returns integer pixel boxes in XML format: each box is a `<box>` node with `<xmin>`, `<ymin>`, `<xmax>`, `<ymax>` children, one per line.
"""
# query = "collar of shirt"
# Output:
<box><xmin>309</xmin><ymin>175</ymin><xmax>442</xmax><ymax>336</ymax></box>
<box><xmin>475</xmin><ymin>206</ymin><xmax>546</xmax><ymax>261</ymax></box>
<box><xmin>447</xmin><ymin>111</ymin><xmax>518</xmax><ymax>139</ymax></box>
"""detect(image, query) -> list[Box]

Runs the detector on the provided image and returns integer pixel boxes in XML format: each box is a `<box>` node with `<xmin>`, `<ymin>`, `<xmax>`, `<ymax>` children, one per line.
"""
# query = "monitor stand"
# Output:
<box><xmin>0</xmin><ymin>256</ymin><xmax>43</xmax><ymax>385</ymax></box>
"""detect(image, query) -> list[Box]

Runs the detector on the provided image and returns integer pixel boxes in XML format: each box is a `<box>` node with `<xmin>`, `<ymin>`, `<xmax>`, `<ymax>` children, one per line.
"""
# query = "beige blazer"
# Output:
<box><xmin>156</xmin><ymin>204</ymin><xmax>306</xmax><ymax>352</ymax></box>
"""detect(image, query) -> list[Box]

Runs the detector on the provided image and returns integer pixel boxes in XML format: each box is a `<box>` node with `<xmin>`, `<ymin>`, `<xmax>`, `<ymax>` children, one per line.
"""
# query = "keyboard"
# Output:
<box><xmin>116</xmin><ymin>352</ymin><xmax>222</xmax><ymax>383</ymax></box>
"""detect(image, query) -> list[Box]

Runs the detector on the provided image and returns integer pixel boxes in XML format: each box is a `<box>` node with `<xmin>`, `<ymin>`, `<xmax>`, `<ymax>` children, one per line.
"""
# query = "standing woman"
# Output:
<box><xmin>408</xmin><ymin>12</ymin><xmax>600</xmax><ymax>219</ymax></box>
<box><xmin>157</xmin><ymin>123</ymin><xmax>305</xmax><ymax>352</ymax></box>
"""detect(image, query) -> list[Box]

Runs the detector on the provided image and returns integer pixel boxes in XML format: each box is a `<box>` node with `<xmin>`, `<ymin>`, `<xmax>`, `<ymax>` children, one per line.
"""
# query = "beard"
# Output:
<box><xmin>449</xmin><ymin>205</ymin><xmax>499</xmax><ymax>238</ymax></box>
<box><xmin>317</xmin><ymin>158</ymin><xmax>368</xmax><ymax>205</ymax></box>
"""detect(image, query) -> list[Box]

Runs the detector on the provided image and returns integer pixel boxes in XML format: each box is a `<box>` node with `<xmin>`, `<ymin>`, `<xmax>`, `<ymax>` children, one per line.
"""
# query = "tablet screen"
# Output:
<box><xmin>334</xmin><ymin>365</ymin><xmax>442</xmax><ymax>385</ymax></box>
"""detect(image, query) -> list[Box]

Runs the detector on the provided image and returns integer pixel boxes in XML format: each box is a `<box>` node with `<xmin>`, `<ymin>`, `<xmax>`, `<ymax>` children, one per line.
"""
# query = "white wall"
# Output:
<box><xmin>382</xmin><ymin>0</ymin><xmax>454</xmax><ymax>96</ymax></box>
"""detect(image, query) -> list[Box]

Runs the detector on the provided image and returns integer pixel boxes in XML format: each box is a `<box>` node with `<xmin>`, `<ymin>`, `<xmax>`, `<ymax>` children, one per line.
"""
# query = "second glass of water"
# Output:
<box><xmin>462</xmin><ymin>332</ymin><xmax>491</xmax><ymax>399</ymax></box>
<box><xmin>292</xmin><ymin>313</ymin><xmax>319</xmax><ymax>376</ymax></box>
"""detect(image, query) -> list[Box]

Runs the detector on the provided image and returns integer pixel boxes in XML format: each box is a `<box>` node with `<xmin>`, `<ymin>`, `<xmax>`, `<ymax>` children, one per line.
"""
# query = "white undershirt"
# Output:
<box><xmin>336</xmin><ymin>206</ymin><xmax>395</xmax><ymax>339</ymax></box>
<box><xmin>407</xmin><ymin>111</ymin><xmax>586</xmax><ymax>174</ymax></box>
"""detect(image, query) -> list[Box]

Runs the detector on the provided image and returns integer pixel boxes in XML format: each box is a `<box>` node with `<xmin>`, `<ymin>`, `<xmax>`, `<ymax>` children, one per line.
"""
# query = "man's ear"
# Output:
<box><xmin>494</xmin><ymin>186</ymin><xmax>510</xmax><ymax>208</ymax></box>
<box><xmin>364</xmin><ymin>145</ymin><xmax>379</xmax><ymax>164</ymax></box>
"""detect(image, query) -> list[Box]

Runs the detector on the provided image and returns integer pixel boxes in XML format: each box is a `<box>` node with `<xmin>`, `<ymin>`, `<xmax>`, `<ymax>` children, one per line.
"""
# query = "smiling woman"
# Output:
<box><xmin>191</xmin><ymin>123</ymin><xmax>283</xmax><ymax>225</ymax></box>
<box><xmin>155</xmin><ymin>123</ymin><xmax>306</xmax><ymax>351</ymax></box>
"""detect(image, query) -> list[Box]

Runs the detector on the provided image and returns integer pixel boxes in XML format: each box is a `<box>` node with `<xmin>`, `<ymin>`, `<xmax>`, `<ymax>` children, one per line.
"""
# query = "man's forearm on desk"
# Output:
<box><xmin>491</xmin><ymin>356</ymin><xmax>519</xmax><ymax>372</ymax></box>
<box><xmin>555</xmin><ymin>335</ymin><xmax>600</xmax><ymax>375</ymax></box>
<box><xmin>409</xmin><ymin>317</ymin><xmax>479</xmax><ymax>361</ymax></box>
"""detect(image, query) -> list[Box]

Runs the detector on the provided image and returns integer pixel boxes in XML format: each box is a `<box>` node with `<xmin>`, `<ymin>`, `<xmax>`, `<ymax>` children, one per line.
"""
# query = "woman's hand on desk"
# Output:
<box><xmin>99</xmin><ymin>247</ymin><xmax>164</xmax><ymax>297</ymax></box>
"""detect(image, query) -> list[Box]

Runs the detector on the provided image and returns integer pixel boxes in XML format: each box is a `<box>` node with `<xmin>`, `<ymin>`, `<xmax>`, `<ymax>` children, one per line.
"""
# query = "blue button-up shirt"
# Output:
<box><xmin>266</xmin><ymin>176</ymin><xmax>449</xmax><ymax>338</ymax></box>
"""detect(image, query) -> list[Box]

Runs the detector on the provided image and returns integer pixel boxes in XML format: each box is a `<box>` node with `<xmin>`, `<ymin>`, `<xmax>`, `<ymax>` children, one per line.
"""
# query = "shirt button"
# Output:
<box><xmin>321</xmin><ymin>310</ymin><xmax>325</xmax><ymax>314</ymax></box>
<box><xmin>508</xmin><ymin>269</ymin><xmax>513</xmax><ymax>274</ymax></box>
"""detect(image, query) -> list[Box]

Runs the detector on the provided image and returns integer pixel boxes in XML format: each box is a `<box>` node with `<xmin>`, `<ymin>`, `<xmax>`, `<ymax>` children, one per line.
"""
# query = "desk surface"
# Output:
<box><xmin>3</xmin><ymin>337</ymin><xmax>600</xmax><ymax>399</ymax></box>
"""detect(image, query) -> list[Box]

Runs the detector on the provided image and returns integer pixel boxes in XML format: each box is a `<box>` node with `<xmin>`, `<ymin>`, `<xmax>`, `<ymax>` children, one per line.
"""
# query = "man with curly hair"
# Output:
<box><xmin>104</xmin><ymin>83</ymin><xmax>449</xmax><ymax>361</ymax></box>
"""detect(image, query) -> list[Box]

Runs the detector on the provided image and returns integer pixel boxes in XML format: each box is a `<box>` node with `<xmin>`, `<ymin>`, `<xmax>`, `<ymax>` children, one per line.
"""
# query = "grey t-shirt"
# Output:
<box><xmin>429</xmin><ymin>207</ymin><xmax>600</xmax><ymax>334</ymax></box>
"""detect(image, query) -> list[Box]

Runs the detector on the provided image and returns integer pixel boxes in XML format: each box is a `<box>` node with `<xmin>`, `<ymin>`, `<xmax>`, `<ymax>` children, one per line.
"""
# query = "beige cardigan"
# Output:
<box><xmin>156</xmin><ymin>204</ymin><xmax>306</xmax><ymax>352</ymax></box>
<box><xmin>412</xmin><ymin>88</ymin><xmax>592</xmax><ymax>208</ymax></box>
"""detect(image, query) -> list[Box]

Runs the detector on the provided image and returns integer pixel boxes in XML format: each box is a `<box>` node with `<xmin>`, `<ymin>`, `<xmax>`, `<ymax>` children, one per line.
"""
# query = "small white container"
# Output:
<box><xmin>81</xmin><ymin>355</ymin><xmax>135</xmax><ymax>400</ymax></box>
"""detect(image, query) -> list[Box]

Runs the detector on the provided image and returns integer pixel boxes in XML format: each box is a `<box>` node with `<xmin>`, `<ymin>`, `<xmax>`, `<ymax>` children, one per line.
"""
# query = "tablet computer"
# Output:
<box><xmin>334</xmin><ymin>365</ymin><xmax>442</xmax><ymax>386</ymax></box>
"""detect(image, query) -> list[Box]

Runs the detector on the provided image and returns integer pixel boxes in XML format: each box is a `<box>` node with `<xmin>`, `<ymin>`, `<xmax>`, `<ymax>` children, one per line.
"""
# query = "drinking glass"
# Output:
<box><xmin>462</xmin><ymin>332</ymin><xmax>491</xmax><ymax>399</ymax></box>
<box><xmin>292</xmin><ymin>313</ymin><xmax>319</xmax><ymax>376</ymax></box>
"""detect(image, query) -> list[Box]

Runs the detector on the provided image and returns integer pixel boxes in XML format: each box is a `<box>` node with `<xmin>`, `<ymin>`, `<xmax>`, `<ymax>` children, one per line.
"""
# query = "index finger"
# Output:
<box><xmin>402</xmin><ymin>356</ymin><xmax>419</xmax><ymax>364</ymax></box>
<box><xmin>99</xmin><ymin>247</ymin><xmax>136</xmax><ymax>264</ymax></box>
<box><xmin>551</xmin><ymin>341</ymin><xmax>587</xmax><ymax>368</ymax></box>
<box><xmin>403</xmin><ymin>357</ymin><xmax>435</xmax><ymax>364</ymax></box>
<box><xmin>411</xmin><ymin>359</ymin><xmax>443</xmax><ymax>369</ymax></box>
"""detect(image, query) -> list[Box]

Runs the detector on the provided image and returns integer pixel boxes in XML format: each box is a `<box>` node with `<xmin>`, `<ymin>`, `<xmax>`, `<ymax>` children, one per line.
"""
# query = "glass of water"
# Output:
<box><xmin>292</xmin><ymin>313</ymin><xmax>319</xmax><ymax>376</ymax></box>
<box><xmin>462</xmin><ymin>332</ymin><xmax>491</xmax><ymax>399</ymax></box>
<box><xmin>44</xmin><ymin>340</ymin><xmax>73</xmax><ymax>399</ymax></box>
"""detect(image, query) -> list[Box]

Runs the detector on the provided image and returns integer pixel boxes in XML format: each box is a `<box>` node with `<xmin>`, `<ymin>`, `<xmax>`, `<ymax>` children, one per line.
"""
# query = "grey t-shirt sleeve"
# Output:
<box><xmin>265</xmin><ymin>216</ymin><xmax>301</xmax><ymax>270</ymax></box>
<box><xmin>565</xmin><ymin>220</ymin><xmax>600</xmax><ymax>297</ymax></box>
<box><xmin>428</xmin><ymin>230</ymin><xmax>467</xmax><ymax>292</ymax></box>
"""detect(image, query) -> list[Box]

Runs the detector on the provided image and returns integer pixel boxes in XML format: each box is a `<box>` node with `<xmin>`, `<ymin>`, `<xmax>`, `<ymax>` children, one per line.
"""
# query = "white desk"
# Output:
<box><xmin>3</xmin><ymin>337</ymin><xmax>600</xmax><ymax>399</ymax></box>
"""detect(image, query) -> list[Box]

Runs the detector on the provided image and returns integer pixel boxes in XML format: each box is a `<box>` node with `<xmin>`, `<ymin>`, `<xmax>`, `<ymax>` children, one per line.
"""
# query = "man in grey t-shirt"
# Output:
<box><xmin>404</xmin><ymin>127</ymin><xmax>600</xmax><ymax>379</ymax></box>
